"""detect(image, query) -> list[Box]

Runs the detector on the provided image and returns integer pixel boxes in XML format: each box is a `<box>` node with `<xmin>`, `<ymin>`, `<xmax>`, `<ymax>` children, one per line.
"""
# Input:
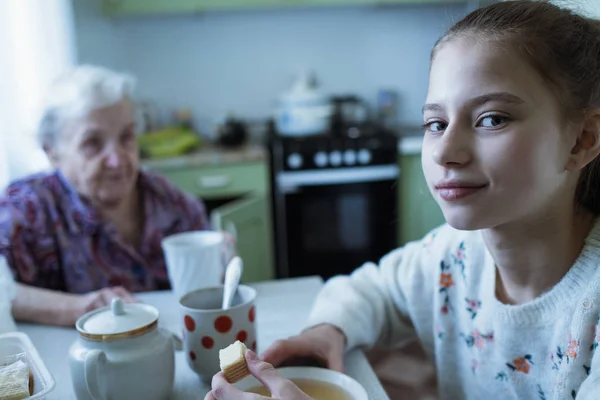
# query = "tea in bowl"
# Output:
<box><xmin>234</xmin><ymin>366</ymin><xmax>368</xmax><ymax>400</ymax></box>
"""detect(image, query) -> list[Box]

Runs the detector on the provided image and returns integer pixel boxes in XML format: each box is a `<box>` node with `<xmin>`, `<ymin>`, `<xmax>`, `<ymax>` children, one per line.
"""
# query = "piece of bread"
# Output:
<box><xmin>0</xmin><ymin>360</ymin><xmax>30</xmax><ymax>400</ymax></box>
<box><xmin>219</xmin><ymin>340</ymin><xmax>250</xmax><ymax>383</ymax></box>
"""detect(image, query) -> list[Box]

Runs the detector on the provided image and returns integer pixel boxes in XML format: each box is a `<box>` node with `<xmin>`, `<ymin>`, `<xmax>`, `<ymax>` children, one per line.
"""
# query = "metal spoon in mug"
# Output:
<box><xmin>222</xmin><ymin>256</ymin><xmax>243</xmax><ymax>310</ymax></box>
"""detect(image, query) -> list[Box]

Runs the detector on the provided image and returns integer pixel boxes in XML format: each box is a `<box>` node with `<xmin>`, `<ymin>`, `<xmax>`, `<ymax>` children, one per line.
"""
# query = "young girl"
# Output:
<box><xmin>207</xmin><ymin>1</ymin><xmax>600</xmax><ymax>399</ymax></box>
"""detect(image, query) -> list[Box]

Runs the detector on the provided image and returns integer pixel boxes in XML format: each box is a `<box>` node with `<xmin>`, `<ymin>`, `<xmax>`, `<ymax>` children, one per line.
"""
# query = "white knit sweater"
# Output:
<box><xmin>307</xmin><ymin>222</ymin><xmax>600</xmax><ymax>400</ymax></box>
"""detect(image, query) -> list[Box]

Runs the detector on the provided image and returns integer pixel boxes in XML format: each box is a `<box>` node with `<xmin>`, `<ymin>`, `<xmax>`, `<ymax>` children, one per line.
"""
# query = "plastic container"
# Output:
<box><xmin>0</xmin><ymin>332</ymin><xmax>55</xmax><ymax>399</ymax></box>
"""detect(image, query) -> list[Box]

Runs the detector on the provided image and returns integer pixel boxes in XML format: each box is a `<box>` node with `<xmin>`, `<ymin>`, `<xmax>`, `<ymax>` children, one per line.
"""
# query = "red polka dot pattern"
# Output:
<box><xmin>202</xmin><ymin>336</ymin><xmax>215</xmax><ymax>349</ymax></box>
<box><xmin>214</xmin><ymin>316</ymin><xmax>233</xmax><ymax>333</ymax></box>
<box><xmin>184</xmin><ymin>315</ymin><xmax>195</xmax><ymax>332</ymax></box>
<box><xmin>189</xmin><ymin>351</ymin><xmax>196</xmax><ymax>361</ymax></box>
<box><xmin>249</xmin><ymin>306</ymin><xmax>256</xmax><ymax>323</ymax></box>
<box><xmin>236</xmin><ymin>330</ymin><xmax>248</xmax><ymax>343</ymax></box>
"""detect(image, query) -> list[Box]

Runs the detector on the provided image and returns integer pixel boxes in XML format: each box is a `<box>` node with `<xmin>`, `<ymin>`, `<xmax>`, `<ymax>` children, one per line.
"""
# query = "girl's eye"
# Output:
<box><xmin>423</xmin><ymin>120</ymin><xmax>448</xmax><ymax>133</ymax></box>
<box><xmin>479</xmin><ymin>115</ymin><xmax>509</xmax><ymax>128</ymax></box>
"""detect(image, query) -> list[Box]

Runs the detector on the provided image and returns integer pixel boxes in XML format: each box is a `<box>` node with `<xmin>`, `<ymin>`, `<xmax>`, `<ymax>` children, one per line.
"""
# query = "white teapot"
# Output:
<box><xmin>69</xmin><ymin>299</ymin><xmax>175</xmax><ymax>400</ymax></box>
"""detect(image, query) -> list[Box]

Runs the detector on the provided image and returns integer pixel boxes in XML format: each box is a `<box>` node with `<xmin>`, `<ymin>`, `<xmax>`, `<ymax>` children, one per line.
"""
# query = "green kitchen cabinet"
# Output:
<box><xmin>211</xmin><ymin>195</ymin><xmax>275</xmax><ymax>283</ymax></box>
<box><xmin>377</xmin><ymin>0</ymin><xmax>470</xmax><ymax>4</ymax></box>
<box><xmin>198</xmin><ymin>0</ymin><xmax>372</xmax><ymax>11</ymax></box>
<box><xmin>210</xmin><ymin>0</ymin><xmax>470</xmax><ymax>10</ymax></box>
<box><xmin>103</xmin><ymin>0</ymin><xmax>201</xmax><ymax>15</ymax></box>
<box><xmin>103</xmin><ymin>0</ymin><xmax>477</xmax><ymax>15</ymax></box>
<box><xmin>146</xmin><ymin>162</ymin><xmax>269</xmax><ymax>199</ymax></box>
<box><xmin>398</xmin><ymin>154</ymin><xmax>445</xmax><ymax>245</ymax></box>
<box><xmin>145</xmin><ymin>160</ymin><xmax>275</xmax><ymax>283</ymax></box>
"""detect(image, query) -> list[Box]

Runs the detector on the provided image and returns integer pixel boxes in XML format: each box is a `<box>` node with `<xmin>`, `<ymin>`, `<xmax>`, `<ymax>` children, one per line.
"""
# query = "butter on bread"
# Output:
<box><xmin>0</xmin><ymin>360</ymin><xmax>30</xmax><ymax>400</ymax></box>
<box><xmin>219</xmin><ymin>340</ymin><xmax>250</xmax><ymax>383</ymax></box>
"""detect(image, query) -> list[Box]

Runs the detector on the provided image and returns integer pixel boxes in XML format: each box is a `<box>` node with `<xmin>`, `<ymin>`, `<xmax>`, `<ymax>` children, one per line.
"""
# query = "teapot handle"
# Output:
<box><xmin>84</xmin><ymin>349</ymin><xmax>107</xmax><ymax>400</ymax></box>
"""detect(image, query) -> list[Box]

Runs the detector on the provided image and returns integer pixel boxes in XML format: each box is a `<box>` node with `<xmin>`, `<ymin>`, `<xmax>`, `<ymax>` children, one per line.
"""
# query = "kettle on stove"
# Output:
<box><xmin>274</xmin><ymin>72</ymin><xmax>332</xmax><ymax>137</ymax></box>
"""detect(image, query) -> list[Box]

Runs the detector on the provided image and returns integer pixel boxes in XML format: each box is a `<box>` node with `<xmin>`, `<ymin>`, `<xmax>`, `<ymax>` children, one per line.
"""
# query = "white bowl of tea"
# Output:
<box><xmin>234</xmin><ymin>366</ymin><xmax>369</xmax><ymax>400</ymax></box>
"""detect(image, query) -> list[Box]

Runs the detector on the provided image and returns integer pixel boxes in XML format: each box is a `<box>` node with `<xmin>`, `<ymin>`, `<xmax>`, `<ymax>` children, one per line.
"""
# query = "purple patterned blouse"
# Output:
<box><xmin>0</xmin><ymin>170</ymin><xmax>210</xmax><ymax>293</ymax></box>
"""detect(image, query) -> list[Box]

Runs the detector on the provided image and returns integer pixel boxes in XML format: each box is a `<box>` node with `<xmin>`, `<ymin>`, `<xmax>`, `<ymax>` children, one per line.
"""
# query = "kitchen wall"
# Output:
<box><xmin>586</xmin><ymin>0</ymin><xmax>600</xmax><ymax>17</ymax></box>
<box><xmin>72</xmin><ymin>1</ymin><xmax>469</xmax><ymax>127</ymax></box>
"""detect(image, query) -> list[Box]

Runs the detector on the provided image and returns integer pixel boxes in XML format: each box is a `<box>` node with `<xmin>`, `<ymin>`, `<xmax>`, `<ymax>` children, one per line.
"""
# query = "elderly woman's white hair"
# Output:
<box><xmin>38</xmin><ymin>65</ymin><xmax>136</xmax><ymax>149</ymax></box>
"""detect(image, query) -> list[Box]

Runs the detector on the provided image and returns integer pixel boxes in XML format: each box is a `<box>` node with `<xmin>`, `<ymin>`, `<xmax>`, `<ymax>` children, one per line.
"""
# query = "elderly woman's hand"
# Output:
<box><xmin>73</xmin><ymin>286</ymin><xmax>139</xmax><ymax>321</ymax></box>
<box><xmin>12</xmin><ymin>284</ymin><xmax>140</xmax><ymax>326</ymax></box>
<box><xmin>205</xmin><ymin>350</ymin><xmax>311</xmax><ymax>400</ymax></box>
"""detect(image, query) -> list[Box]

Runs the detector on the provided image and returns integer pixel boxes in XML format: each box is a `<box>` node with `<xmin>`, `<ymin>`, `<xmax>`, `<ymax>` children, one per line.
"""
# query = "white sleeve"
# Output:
<box><xmin>306</xmin><ymin>235</ymin><xmax>436</xmax><ymax>351</ymax></box>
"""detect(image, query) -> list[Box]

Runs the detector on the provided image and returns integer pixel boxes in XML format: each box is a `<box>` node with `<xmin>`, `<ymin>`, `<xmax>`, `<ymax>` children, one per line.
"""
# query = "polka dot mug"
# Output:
<box><xmin>179</xmin><ymin>285</ymin><xmax>257</xmax><ymax>383</ymax></box>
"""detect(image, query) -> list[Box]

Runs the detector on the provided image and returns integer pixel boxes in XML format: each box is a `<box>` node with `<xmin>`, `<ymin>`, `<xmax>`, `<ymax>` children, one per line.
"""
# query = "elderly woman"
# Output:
<box><xmin>0</xmin><ymin>65</ymin><xmax>223</xmax><ymax>326</ymax></box>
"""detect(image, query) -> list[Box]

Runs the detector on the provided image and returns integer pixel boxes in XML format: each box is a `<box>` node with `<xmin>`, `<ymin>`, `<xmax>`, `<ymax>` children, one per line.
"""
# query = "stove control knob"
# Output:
<box><xmin>358</xmin><ymin>149</ymin><xmax>372</xmax><ymax>165</ymax></box>
<box><xmin>314</xmin><ymin>152</ymin><xmax>328</xmax><ymax>167</ymax></box>
<box><xmin>344</xmin><ymin>150</ymin><xmax>357</xmax><ymax>165</ymax></box>
<box><xmin>287</xmin><ymin>153</ymin><xmax>303</xmax><ymax>169</ymax></box>
<box><xmin>329</xmin><ymin>151</ymin><xmax>342</xmax><ymax>167</ymax></box>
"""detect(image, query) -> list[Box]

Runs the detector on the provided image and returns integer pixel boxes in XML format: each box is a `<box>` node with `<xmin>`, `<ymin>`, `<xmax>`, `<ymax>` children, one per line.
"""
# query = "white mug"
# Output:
<box><xmin>161</xmin><ymin>231</ymin><xmax>225</xmax><ymax>300</ymax></box>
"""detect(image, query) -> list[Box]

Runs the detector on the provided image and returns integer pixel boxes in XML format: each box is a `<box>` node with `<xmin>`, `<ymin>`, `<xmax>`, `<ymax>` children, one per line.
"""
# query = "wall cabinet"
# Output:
<box><xmin>104</xmin><ymin>0</ymin><xmax>473</xmax><ymax>15</ymax></box>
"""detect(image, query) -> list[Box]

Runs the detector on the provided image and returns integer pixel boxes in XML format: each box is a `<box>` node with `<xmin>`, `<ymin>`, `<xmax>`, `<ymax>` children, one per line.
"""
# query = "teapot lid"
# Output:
<box><xmin>76</xmin><ymin>299</ymin><xmax>159</xmax><ymax>340</ymax></box>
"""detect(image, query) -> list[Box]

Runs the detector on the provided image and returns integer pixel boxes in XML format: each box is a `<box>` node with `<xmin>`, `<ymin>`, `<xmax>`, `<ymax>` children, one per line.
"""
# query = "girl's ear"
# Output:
<box><xmin>566</xmin><ymin>110</ymin><xmax>600</xmax><ymax>172</ymax></box>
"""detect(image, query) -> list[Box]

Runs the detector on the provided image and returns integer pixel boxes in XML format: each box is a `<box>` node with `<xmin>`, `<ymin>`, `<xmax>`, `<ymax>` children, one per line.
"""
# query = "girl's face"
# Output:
<box><xmin>422</xmin><ymin>36</ymin><xmax>579</xmax><ymax>231</ymax></box>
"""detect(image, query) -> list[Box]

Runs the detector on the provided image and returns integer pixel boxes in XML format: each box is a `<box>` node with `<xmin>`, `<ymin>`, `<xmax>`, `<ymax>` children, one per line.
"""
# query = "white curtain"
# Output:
<box><xmin>0</xmin><ymin>0</ymin><xmax>76</xmax><ymax>190</ymax></box>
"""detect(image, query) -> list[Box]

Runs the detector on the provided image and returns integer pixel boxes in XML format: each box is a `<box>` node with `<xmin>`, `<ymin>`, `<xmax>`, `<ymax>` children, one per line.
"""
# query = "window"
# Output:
<box><xmin>0</xmin><ymin>0</ymin><xmax>75</xmax><ymax>189</ymax></box>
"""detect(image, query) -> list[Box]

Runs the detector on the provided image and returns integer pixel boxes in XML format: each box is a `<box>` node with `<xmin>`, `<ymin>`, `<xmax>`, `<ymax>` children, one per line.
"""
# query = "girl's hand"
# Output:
<box><xmin>261</xmin><ymin>324</ymin><xmax>346</xmax><ymax>372</ymax></box>
<box><xmin>205</xmin><ymin>350</ymin><xmax>311</xmax><ymax>400</ymax></box>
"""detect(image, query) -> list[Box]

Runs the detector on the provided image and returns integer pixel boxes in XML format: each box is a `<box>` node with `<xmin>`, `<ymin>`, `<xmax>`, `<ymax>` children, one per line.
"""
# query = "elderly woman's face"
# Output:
<box><xmin>50</xmin><ymin>98</ymin><xmax>139</xmax><ymax>208</ymax></box>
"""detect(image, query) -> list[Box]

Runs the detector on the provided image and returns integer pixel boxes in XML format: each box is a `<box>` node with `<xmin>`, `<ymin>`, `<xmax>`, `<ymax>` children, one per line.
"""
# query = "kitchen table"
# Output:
<box><xmin>18</xmin><ymin>276</ymin><xmax>390</xmax><ymax>399</ymax></box>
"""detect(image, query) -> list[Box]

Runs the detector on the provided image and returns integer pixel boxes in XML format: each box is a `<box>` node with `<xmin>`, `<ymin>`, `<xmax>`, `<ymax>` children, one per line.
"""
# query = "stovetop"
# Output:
<box><xmin>268</xmin><ymin>124</ymin><xmax>398</xmax><ymax>172</ymax></box>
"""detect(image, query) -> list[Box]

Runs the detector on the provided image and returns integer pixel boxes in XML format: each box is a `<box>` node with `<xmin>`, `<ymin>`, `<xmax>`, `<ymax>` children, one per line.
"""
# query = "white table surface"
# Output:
<box><xmin>19</xmin><ymin>276</ymin><xmax>389</xmax><ymax>400</ymax></box>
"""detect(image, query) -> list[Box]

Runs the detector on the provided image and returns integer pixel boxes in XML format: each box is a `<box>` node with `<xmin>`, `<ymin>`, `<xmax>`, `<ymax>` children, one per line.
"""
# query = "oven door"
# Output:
<box><xmin>275</xmin><ymin>166</ymin><xmax>398</xmax><ymax>280</ymax></box>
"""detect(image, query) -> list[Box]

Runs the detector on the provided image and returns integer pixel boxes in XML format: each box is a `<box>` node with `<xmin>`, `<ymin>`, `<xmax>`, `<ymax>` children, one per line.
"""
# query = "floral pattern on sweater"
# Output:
<box><xmin>433</xmin><ymin>239</ymin><xmax>600</xmax><ymax>399</ymax></box>
<box><xmin>439</xmin><ymin>260</ymin><xmax>455</xmax><ymax>315</ymax></box>
<box><xmin>308</xmin><ymin>223</ymin><xmax>600</xmax><ymax>400</ymax></box>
